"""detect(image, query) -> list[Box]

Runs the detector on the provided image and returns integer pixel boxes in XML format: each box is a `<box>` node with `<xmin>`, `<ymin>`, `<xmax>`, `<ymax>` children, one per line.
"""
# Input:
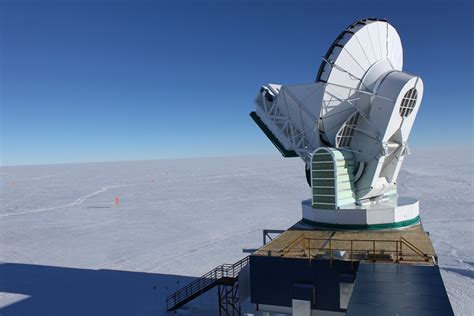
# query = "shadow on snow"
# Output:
<box><xmin>0</xmin><ymin>262</ymin><xmax>217</xmax><ymax>316</ymax></box>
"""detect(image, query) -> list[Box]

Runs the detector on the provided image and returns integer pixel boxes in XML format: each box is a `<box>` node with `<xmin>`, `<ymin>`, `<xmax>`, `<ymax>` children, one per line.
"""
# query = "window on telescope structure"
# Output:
<box><xmin>399</xmin><ymin>88</ymin><xmax>418</xmax><ymax>117</ymax></box>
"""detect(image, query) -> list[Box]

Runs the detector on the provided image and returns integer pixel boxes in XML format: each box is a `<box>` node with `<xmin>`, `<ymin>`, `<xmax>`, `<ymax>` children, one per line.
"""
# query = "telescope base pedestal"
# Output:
<box><xmin>301</xmin><ymin>196</ymin><xmax>420</xmax><ymax>230</ymax></box>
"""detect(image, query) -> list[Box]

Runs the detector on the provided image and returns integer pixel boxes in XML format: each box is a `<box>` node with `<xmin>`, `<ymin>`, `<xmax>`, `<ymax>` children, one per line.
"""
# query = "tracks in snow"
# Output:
<box><xmin>0</xmin><ymin>183</ymin><xmax>143</xmax><ymax>217</ymax></box>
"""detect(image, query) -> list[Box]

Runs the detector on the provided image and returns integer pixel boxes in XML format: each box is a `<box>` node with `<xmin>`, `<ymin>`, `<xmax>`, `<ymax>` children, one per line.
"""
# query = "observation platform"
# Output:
<box><xmin>253</xmin><ymin>221</ymin><xmax>437</xmax><ymax>265</ymax></box>
<box><xmin>247</xmin><ymin>220</ymin><xmax>452</xmax><ymax>315</ymax></box>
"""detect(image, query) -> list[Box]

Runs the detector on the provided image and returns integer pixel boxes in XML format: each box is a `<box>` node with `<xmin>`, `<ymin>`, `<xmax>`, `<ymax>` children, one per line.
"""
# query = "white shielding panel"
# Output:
<box><xmin>351</xmin><ymin>72</ymin><xmax>424</xmax><ymax>199</ymax></box>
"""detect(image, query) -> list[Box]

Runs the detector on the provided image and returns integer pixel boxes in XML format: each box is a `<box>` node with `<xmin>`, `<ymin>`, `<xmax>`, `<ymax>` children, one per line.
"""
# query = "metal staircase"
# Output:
<box><xmin>165</xmin><ymin>256</ymin><xmax>249</xmax><ymax>312</ymax></box>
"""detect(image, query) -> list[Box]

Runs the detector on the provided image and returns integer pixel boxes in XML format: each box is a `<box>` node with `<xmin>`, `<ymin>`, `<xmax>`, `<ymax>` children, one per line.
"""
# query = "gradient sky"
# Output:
<box><xmin>1</xmin><ymin>0</ymin><xmax>472</xmax><ymax>166</ymax></box>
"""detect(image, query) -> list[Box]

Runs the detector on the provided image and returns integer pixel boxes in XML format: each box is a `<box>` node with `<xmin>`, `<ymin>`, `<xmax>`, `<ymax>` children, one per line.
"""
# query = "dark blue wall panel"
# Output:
<box><xmin>249</xmin><ymin>255</ymin><xmax>358</xmax><ymax>312</ymax></box>
<box><xmin>346</xmin><ymin>263</ymin><xmax>454</xmax><ymax>316</ymax></box>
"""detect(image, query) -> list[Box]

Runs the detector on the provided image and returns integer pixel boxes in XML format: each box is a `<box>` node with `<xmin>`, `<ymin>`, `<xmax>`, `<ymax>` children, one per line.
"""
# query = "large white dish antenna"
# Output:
<box><xmin>252</xmin><ymin>17</ymin><xmax>424</xmax><ymax>210</ymax></box>
<box><xmin>316</xmin><ymin>18</ymin><xmax>404</xmax><ymax>147</ymax></box>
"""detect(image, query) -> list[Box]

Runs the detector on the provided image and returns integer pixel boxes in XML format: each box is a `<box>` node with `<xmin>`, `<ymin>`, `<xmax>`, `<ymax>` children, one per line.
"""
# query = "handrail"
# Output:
<box><xmin>400</xmin><ymin>237</ymin><xmax>428</xmax><ymax>259</ymax></box>
<box><xmin>166</xmin><ymin>256</ymin><xmax>249</xmax><ymax>311</ymax></box>
<box><xmin>282</xmin><ymin>234</ymin><xmax>305</xmax><ymax>255</ymax></box>
<box><xmin>296</xmin><ymin>237</ymin><xmax>431</xmax><ymax>266</ymax></box>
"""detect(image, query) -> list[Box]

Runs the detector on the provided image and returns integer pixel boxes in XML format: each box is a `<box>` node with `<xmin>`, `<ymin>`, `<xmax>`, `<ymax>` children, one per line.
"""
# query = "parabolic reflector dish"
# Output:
<box><xmin>316</xmin><ymin>18</ymin><xmax>404</xmax><ymax>147</ymax></box>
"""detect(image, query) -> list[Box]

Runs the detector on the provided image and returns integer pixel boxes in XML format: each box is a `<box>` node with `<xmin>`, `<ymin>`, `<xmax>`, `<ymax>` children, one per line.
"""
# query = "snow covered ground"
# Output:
<box><xmin>0</xmin><ymin>148</ymin><xmax>472</xmax><ymax>315</ymax></box>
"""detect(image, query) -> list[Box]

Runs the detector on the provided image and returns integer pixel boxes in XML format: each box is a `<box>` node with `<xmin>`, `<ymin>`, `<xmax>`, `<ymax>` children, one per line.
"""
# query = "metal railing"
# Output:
<box><xmin>281</xmin><ymin>235</ymin><xmax>430</xmax><ymax>267</ymax></box>
<box><xmin>166</xmin><ymin>256</ymin><xmax>249</xmax><ymax>311</ymax></box>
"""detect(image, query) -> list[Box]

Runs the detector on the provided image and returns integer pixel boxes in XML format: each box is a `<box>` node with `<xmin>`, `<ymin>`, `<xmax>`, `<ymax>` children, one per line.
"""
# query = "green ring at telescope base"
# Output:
<box><xmin>302</xmin><ymin>215</ymin><xmax>421</xmax><ymax>231</ymax></box>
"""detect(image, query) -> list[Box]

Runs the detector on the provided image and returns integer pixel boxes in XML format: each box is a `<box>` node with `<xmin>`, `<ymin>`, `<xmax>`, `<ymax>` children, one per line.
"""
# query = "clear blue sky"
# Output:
<box><xmin>1</xmin><ymin>0</ymin><xmax>472</xmax><ymax>166</ymax></box>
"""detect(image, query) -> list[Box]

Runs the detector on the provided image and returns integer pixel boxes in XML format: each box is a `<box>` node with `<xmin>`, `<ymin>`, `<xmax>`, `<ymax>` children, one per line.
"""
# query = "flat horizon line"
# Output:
<box><xmin>1</xmin><ymin>145</ymin><xmax>472</xmax><ymax>168</ymax></box>
<box><xmin>0</xmin><ymin>152</ymin><xmax>279</xmax><ymax>168</ymax></box>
